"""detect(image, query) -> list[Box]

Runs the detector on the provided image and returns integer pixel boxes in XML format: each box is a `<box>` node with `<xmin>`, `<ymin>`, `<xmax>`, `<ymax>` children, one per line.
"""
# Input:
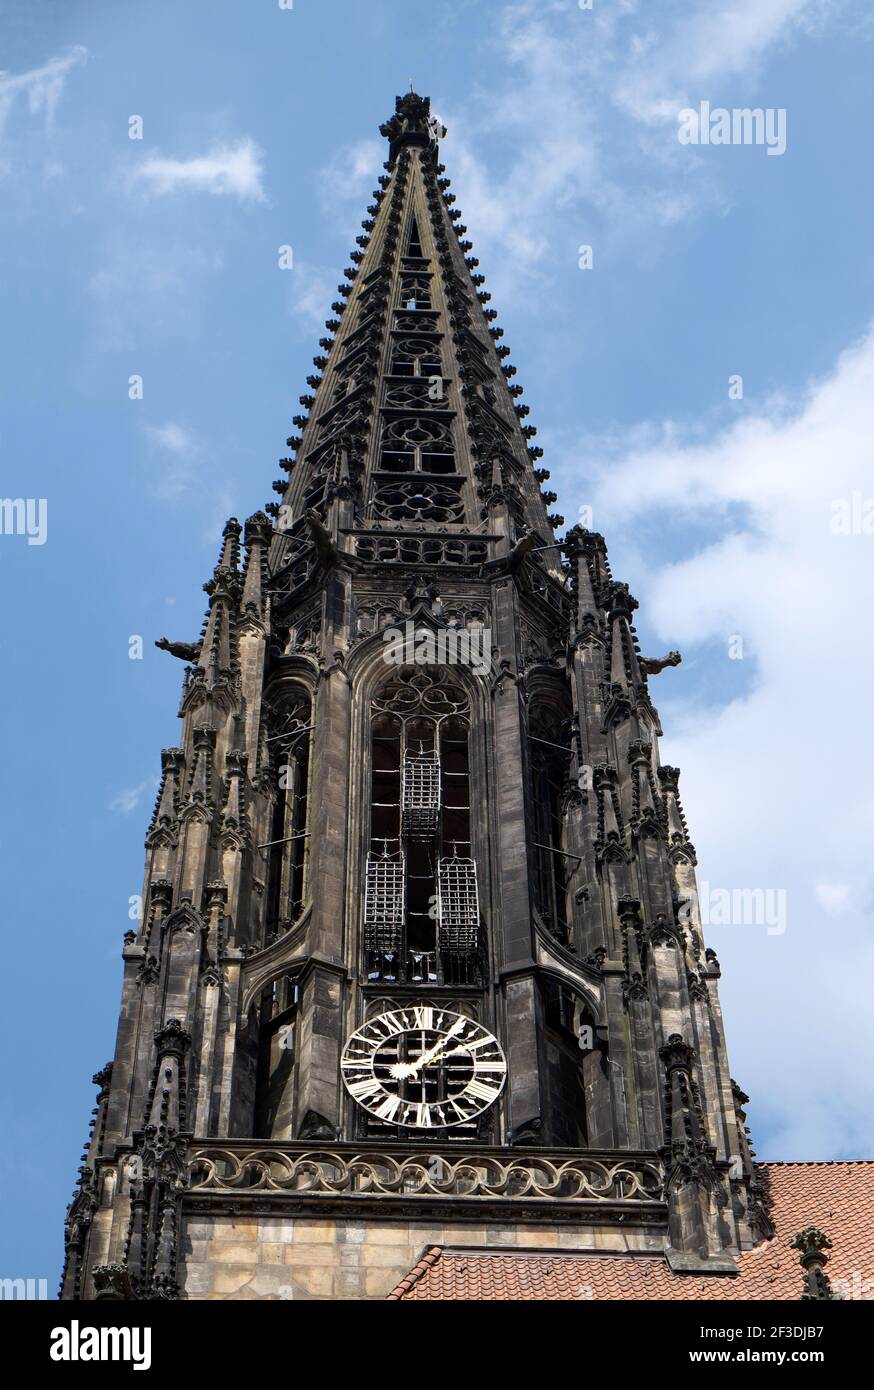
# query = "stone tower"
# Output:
<box><xmin>62</xmin><ymin>93</ymin><xmax>770</xmax><ymax>1302</ymax></box>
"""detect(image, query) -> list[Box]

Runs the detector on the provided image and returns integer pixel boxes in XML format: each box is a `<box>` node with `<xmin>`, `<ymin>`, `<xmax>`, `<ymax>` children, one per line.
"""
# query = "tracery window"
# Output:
<box><xmin>371</xmin><ymin>479</ymin><xmax>465</xmax><ymax>524</ymax></box>
<box><xmin>378</xmin><ymin>416</ymin><xmax>455</xmax><ymax>474</ymax></box>
<box><xmin>391</xmin><ymin>335</ymin><xmax>441</xmax><ymax>377</ymax></box>
<box><xmin>393</xmin><ymin>310</ymin><xmax>439</xmax><ymax>335</ymax></box>
<box><xmin>383</xmin><ymin>379</ymin><xmax>448</xmax><ymax>411</ymax></box>
<box><xmin>398</xmin><ymin>273</ymin><xmax>432</xmax><ymax>310</ymax></box>
<box><xmin>365</xmin><ymin>668</ymin><xmax>478</xmax><ymax>985</ymax></box>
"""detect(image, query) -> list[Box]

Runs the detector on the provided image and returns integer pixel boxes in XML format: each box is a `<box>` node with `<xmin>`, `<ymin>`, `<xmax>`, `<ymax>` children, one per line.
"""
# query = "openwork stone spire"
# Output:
<box><xmin>268</xmin><ymin>93</ymin><xmax>561</xmax><ymax>582</ymax></box>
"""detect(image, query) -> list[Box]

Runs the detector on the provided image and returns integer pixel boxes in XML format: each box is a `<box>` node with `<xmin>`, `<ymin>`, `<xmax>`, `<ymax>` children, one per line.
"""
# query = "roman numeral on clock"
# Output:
<box><xmin>347</xmin><ymin>1078</ymin><xmax>382</xmax><ymax>1101</ymax></box>
<box><xmin>465</xmin><ymin>1079</ymin><xmax>502</xmax><ymax>1102</ymax></box>
<box><xmin>374</xmin><ymin>1094</ymin><xmax>401</xmax><ymax>1122</ymax></box>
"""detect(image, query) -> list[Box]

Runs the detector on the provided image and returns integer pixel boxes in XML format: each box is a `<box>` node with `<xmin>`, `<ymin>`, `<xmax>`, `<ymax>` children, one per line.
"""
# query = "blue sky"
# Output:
<box><xmin>2</xmin><ymin>0</ymin><xmax>874</xmax><ymax>1283</ymax></box>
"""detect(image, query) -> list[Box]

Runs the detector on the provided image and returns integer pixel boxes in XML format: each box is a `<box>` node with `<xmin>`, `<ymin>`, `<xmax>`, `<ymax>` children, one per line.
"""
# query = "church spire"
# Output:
<box><xmin>63</xmin><ymin>91</ymin><xmax>766</xmax><ymax>1303</ymax></box>
<box><xmin>269</xmin><ymin>95</ymin><xmax>561</xmax><ymax>582</ymax></box>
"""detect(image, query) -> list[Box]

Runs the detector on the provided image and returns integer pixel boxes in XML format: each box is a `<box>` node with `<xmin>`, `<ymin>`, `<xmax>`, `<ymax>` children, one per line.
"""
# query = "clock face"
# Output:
<box><xmin>341</xmin><ymin>1007</ymin><xmax>507</xmax><ymax>1129</ymax></box>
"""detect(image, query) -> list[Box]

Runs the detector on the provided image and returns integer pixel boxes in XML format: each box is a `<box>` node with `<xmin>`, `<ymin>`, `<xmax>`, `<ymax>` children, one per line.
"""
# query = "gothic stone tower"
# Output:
<box><xmin>62</xmin><ymin>93</ymin><xmax>770</xmax><ymax>1302</ymax></box>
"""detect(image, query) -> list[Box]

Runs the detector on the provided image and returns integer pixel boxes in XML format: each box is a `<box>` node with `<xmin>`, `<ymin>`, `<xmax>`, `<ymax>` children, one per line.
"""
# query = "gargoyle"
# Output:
<box><xmin>305</xmin><ymin>508</ymin><xmax>339</xmax><ymax>564</ymax></box>
<box><xmin>640</xmin><ymin>650</ymin><xmax>682</xmax><ymax>676</ymax></box>
<box><xmin>155</xmin><ymin>637</ymin><xmax>201</xmax><ymax>663</ymax></box>
<box><xmin>508</xmin><ymin>530</ymin><xmax>538</xmax><ymax>571</ymax></box>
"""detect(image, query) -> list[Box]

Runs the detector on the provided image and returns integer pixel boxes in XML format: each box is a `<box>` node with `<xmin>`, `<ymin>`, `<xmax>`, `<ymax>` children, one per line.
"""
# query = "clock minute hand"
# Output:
<box><xmin>396</xmin><ymin>1017</ymin><xmax>467</xmax><ymax>1078</ymax></box>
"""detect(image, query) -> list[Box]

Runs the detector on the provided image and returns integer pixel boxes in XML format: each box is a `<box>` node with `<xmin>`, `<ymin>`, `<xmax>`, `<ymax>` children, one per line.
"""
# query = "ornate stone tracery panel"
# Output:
<box><xmin>371</xmin><ymin>480</ymin><xmax>464</xmax><ymax>524</ymax></box>
<box><xmin>391</xmin><ymin>335</ymin><xmax>442</xmax><ymax>376</ymax></box>
<box><xmin>187</xmin><ymin>1145</ymin><xmax>665</xmax><ymax>1205</ymax></box>
<box><xmin>383</xmin><ymin>379</ymin><xmax>448</xmax><ymax>411</ymax></box>
<box><xmin>356</xmin><ymin>534</ymin><xmax>488</xmax><ymax>566</ymax></box>
<box><xmin>382</xmin><ymin>415</ymin><xmax>453</xmax><ymax>451</ymax></box>
<box><xmin>372</xmin><ymin>666</ymin><xmax>471</xmax><ymax>720</ymax></box>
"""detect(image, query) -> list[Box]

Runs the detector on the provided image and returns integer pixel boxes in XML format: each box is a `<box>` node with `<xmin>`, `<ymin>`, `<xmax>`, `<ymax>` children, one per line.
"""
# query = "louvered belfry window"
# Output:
<box><xmin>364</xmin><ymin>843</ymin><xmax>405</xmax><ymax>958</ymax></box>
<box><xmin>367</xmin><ymin>668</ymin><xmax>479</xmax><ymax>985</ymax></box>
<box><xmin>402</xmin><ymin>743</ymin><xmax>441</xmax><ymax>837</ymax></box>
<box><xmin>437</xmin><ymin>853</ymin><xmax>479</xmax><ymax>955</ymax></box>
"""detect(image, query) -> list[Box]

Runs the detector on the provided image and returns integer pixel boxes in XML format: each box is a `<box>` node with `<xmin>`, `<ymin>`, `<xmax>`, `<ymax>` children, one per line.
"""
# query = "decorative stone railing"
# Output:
<box><xmin>186</xmin><ymin>1143</ymin><xmax>664</xmax><ymax>1208</ymax></box>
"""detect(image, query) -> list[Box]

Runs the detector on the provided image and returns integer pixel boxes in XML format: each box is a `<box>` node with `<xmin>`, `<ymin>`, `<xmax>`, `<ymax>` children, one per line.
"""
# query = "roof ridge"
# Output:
<box><xmin>759</xmin><ymin>1159</ymin><xmax>874</xmax><ymax>1168</ymax></box>
<box><xmin>439</xmin><ymin>1246</ymin><xmax>668</xmax><ymax>1263</ymax></box>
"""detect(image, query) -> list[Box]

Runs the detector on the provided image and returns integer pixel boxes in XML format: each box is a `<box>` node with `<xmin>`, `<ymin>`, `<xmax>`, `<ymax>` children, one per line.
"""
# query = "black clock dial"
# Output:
<box><xmin>341</xmin><ymin>1007</ymin><xmax>507</xmax><ymax>1128</ymax></box>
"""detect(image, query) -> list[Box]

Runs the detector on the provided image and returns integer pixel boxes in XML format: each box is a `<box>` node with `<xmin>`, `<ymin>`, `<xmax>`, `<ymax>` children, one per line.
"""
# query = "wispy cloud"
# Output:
<box><xmin>0</xmin><ymin>45</ymin><xmax>86</xmax><ymax>140</ymax></box>
<box><xmin>614</xmin><ymin>0</ymin><xmax>840</xmax><ymax>121</ymax></box>
<box><xmin>318</xmin><ymin>137</ymin><xmax>382</xmax><ymax>210</ymax></box>
<box><xmin>132</xmin><ymin>139</ymin><xmax>266</xmax><ymax>202</ymax></box>
<box><xmin>109</xmin><ymin>776</ymin><xmax>158</xmax><ymax>816</ymax></box>
<box><xmin>145</xmin><ymin>422</ymin><xmax>196</xmax><ymax>455</ymax></box>
<box><xmin>816</xmin><ymin>882</ymin><xmax>851</xmax><ymax>915</ymax></box>
<box><xmin>324</xmin><ymin>0</ymin><xmax>844</xmax><ymax>306</ymax></box>
<box><xmin>286</xmin><ymin>260</ymin><xmax>338</xmax><ymax>334</ymax></box>
<box><xmin>143</xmin><ymin>421</ymin><xmax>200</xmax><ymax>500</ymax></box>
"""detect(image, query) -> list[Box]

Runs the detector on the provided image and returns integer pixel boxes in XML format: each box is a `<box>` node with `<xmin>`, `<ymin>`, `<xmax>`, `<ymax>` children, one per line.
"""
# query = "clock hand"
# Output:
<box><xmin>390</xmin><ymin>1016</ymin><xmax>467</xmax><ymax>1079</ymax></box>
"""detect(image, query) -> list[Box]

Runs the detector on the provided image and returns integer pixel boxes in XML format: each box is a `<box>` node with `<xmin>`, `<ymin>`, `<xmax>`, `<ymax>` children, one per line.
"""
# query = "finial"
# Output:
<box><xmin>380</xmin><ymin>91</ymin><xmax>446</xmax><ymax>164</ymax></box>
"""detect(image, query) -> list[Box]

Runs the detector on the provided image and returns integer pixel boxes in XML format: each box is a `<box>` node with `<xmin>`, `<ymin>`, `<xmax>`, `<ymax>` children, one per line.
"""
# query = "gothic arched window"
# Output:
<box><xmin>365</xmin><ymin>667</ymin><xmax>478</xmax><ymax>985</ymax></box>
<box><xmin>405</xmin><ymin>215</ymin><xmax>425</xmax><ymax>260</ymax></box>
<box><xmin>543</xmin><ymin>980</ymin><xmax>599</xmax><ymax>1147</ymax></box>
<box><xmin>379</xmin><ymin>416</ymin><xmax>455</xmax><ymax>475</ymax></box>
<box><xmin>265</xmin><ymin>690</ymin><xmax>312</xmax><ymax>935</ymax></box>
<box><xmin>398</xmin><ymin>273</ymin><xmax>432</xmax><ymax>309</ymax></box>
<box><xmin>254</xmin><ymin>973</ymin><xmax>299</xmax><ymax>1139</ymax></box>
<box><xmin>529</xmin><ymin>703</ymin><xmax>572</xmax><ymax>945</ymax></box>
<box><xmin>391</xmin><ymin>334</ymin><xmax>441</xmax><ymax>378</ymax></box>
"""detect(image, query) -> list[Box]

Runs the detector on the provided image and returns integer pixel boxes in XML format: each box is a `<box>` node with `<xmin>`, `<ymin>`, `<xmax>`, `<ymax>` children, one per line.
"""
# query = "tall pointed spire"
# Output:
<box><xmin>269</xmin><ymin>95</ymin><xmax>561</xmax><ymax>586</ymax></box>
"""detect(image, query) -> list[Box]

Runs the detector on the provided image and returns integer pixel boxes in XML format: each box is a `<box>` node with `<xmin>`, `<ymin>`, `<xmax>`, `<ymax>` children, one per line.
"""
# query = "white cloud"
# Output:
<box><xmin>141</xmin><ymin>424</ymin><xmax>238</xmax><ymax>536</ymax></box>
<box><xmin>145</xmin><ymin>422</ymin><xmax>196</xmax><ymax>455</ymax></box>
<box><xmin>553</xmin><ymin>325</ymin><xmax>874</xmax><ymax>1158</ymax></box>
<box><xmin>816</xmin><ymin>882</ymin><xmax>851</xmax><ymax>914</ymax></box>
<box><xmin>133</xmin><ymin>139</ymin><xmax>266</xmax><ymax>203</ymax></box>
<box><xmin>144</xmin><ymin>422</ymin><xmax>200</xmax><ymax>500</ymax></box>
<box><xmin>319</xmin><ymin>137</ymin><xmax>383</xmax><ymax>209</ymax></box>
<box><xmin>0</xmin><ymin>45</ymin><xmax>86</xmax><ymax>140</ymax></box>
<box><xmin>286</xmin><ymin>260</ymin><xmax>338</xmax><ymax>334</ymax></box>
<box><xmin>339</xmin><ymin>0</ymin><xmax>846</xmax><ymax>306</ymax></box>
<box><xmin>615</xmin><ymin>0</ymin><xmax>835</xmax><ymax>121</ymax></box>
<box><xmin>109</xmin><ymin>777</ymin><xmax>158</xmax><ymax>816</ymax></box>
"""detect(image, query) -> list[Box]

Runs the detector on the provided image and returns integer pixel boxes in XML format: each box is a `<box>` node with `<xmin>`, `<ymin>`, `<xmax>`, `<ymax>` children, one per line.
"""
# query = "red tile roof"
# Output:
<box><xmin>387</xmin><ymin>1161</ymin><xmax>874</xmax><ymax>1300</ymax></box>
